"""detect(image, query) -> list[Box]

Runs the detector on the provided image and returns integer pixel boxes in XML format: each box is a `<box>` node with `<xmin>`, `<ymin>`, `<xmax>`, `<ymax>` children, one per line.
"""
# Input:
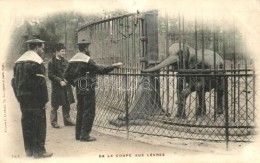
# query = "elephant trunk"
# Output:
<box><xmin>141</xmin><ymin>56</ymin><xmax>178</xmax><ymax>73</ymax></box>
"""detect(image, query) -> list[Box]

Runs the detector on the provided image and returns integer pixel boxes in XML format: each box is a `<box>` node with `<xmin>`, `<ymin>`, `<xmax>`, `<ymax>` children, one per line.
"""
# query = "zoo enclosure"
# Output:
<box><xmin>76</xmin><ymin>10</ymin><xmax>256</xmax><ymax>147</ymax></box>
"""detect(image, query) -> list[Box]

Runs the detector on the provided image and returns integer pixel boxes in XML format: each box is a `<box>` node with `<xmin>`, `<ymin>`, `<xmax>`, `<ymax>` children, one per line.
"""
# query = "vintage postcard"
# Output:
<box><xmin>0</xmin><ymin>0</ymin><xmax>260</xmax><ymax>162</ymax></box>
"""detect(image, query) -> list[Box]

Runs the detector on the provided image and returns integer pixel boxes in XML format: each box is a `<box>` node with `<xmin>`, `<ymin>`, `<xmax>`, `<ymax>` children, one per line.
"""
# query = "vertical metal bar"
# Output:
<box><xmin>130</xmin><ymin>16</ymin><xmax>134</xmax><ymax>100</ymax></box>
<box><xmin>118</xmin><ymin>18</ymin><xmax>122</xmax><ymax>74</ymax></box>
<box><xmin>108</xmin><ymin>20</ymin><xmax>110</xmax><ymax>64</ymax></box>
<box><xmin>138</xmin><ymin>15</ymin><xmax>142</xmax><ymax>70</ymax></box>
<box><xmin>195</xmin><ymin>17</ymin><xmax>198</xmax><ymax>69</ymax></box>
<box><xmin>165</xmin><ymin>13</ymin><xmax>169</xmax><ymax>58</ymax></box>
<box><xmin>124</xmin><ymin>74</ymin><xmax>129</xmax><ymax>139</ymax></box>
<box><xmin>230</xmin><ymin>64</ymin><xmax>233</xmax><ymax>114</ymax></box>
<box><xmin>121</xmin><ymin>18</ymin><xmax>125</xmax><ymax>73</ymax></box>
<box><xmin>107</xmin><ymin>20</ymin><xmax>109</xmax><ymax>64</ymax></box>
<box><xmin>224</xmin><ymin>75</ymin><xmax>229</xmax><ymax>150</ymax></box>
<box><xmin>136</xmin><ymin>14</ymin><xmax>140</xmax><ymax>71</ymax></box>
<box><xmin>245</xmin><ymin>44</ymin><xmax>248</xmax><ymax>124</ymax></box>
<box><xmin>201</xmin><ymin>19</ymin><xmax>204</xmax><ymax>69</ymax></box>
<box><xmin>182</xmin><ymin>14</ymin><xmax>188</xmax><ymax>119</ymax></box>
<box><xmin>195</xmin><ymin>15</ymin><xmax>198</xmax><ymax>119</ymax></box>
<box><xmin>223</xmin><ymin>29</ymin><xmax>226</xmax><ymax>71</ymax></box>
<box><xmin>141</xmin><ymin>17</ymin><xmax>145</xmax><ymax>69</ymax></box>
<box><xmin>127</xmin><ymin>16</ymin><xmax>130</xmax><ymax>73</ymax></box>
<box><xmin>116</xmin><ymin>19</ymin><xmax>120</xmax><ymax>86</ymax></box>
<box><xmin>201</xmin><ymin>16</ymin><xmax>205</xmax><ymax>116</ymax></box>
<box><xmin>132</xmin><ymin>15</ymin><xmax>136</xmax><ymax>73</ymax></box>
<box><xmin>222</xmin><ymin>27</ymin><xmax>227</xmax><ymax>125</ymax></box>
<box><xmin>101</xmin><ymin>21</ymin><xmax>104</xmax><ymax>63</ymax></box>
<box><xmin>182</xmin><ymin>14</ymin><xmax>185</xmax><ymax>70</ymax></box>
<box><xmin>213</xmin><ymin>21</ymin><xmax>217</xmax><ymax>120</ymax></box>
<box><xmin>237</xmin><ymin>63</ymin><xmax>240</xmax><ymax>122</ymax></box>
<box><xmin>253</xmin><ymin>68</ymin><xmax>255</xmax><ymax>122</ymax></box>
<box><xmin>178</xmin><ymin>12</ymin><xmax>181</xmax><ymax>70</ymax></box>
<box><xmin>111</xmin><ymin>19</ymin><xmax>114</xmax><ymax>63</ymax></box>
<box><xmin>177</xmin><ymin>13</ymin><xmax>182</xmax><ymax>117</ymax></box>
<box><xmin>222</xmin><ymin>23</ymin><xmax>229</xmax><ymax>149</ymax></box>
<box><xmin>100</xmin><ymin>22</ymin><xmax>103</xmax><ymax>63</ymax></box>
<box><xmin>233</xmin><ymin>21</ymin><xmax>237</xmax><ymax>123</ymax></box>
<box><xmin>103</xmin><ymin>21</ymin><xmax>106</xmax><ymax>63</ymax></box>
<box><xmin>173</xmin><ymin>73</ymin><xmax>175</xmax><ymax>116</ymax></box>
<box><xmin>166</xmin><ymin>12</ymin><xmax>170</xmax><ymax>115</ymax></box>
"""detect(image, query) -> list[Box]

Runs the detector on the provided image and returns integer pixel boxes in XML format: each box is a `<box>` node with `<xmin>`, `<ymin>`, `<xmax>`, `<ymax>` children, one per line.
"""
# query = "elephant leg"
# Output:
<box><xmin>176</xmin><ymin>77</ymin><xmax>183</xmax><ymax>104</ymax></box>
<box><xmin>196</xmin><ymin>87</ymin><xmax>206</xmax><ymax>117</ymax></box>
<box><xmin>176</xmin><ymin>86</ymin><xmax>191</xmax><ymax>118</ymax></box>
<box><xmin>176</xmin><ymin>77</ymin><xmax>186</xmax><ymax>118</ymax></box>
<box><xmin>216</xmin><ymin>77</ymin><xmax>224</xmax><ymax>114</ymax></box>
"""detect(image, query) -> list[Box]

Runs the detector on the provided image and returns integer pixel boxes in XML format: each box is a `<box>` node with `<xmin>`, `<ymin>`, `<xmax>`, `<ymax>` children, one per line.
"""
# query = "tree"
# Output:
<box><xmin>7</xmin><ymin>12</ymin><xmax>100</xmax><ymax>66</ymax></box>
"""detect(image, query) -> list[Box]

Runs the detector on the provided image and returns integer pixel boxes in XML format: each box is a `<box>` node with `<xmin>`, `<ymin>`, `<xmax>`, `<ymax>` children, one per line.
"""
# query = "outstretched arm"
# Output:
<box><xmin>88</xmin><ymin>59</ymin><xmax>122</xmax><ymax>74</ymax></box>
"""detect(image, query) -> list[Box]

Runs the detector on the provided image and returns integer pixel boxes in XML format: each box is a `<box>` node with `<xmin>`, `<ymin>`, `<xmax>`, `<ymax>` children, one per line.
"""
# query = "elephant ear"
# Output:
<box><xmin>188</xmin><ymin>54</ymin><xmax>201</xmax><ymax>69</ymax></box>
<box><xmin>180</xmin><ymin>45</ymin><xmax>198</xmax><ymax>69</ymax></box>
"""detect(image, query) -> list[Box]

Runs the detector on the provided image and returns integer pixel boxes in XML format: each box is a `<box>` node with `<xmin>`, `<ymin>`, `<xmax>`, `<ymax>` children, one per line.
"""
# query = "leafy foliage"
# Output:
<box><xmin>7</xmin><ymin>12</ymin><xmax>99</xmax><ymax>65</ymax></box>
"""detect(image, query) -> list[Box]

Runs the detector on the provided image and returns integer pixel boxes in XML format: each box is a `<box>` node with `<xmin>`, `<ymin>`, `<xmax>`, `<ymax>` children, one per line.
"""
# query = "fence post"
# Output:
<box><xmin>143</xmin><ymin>10</ymin><xmax>159</xmax><ymax>65</ymax></box>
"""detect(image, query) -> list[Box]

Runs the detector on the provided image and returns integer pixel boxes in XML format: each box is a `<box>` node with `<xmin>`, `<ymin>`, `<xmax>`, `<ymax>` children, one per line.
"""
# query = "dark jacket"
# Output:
<box><xmin>48</xmin><ymin>56</ymin><xmax>75</xmax><ymax>107</ymax></box>
<box><xmin>64</xmin><ymin>52</ymin><xmax>114</xmax><ymax>96</ymax></box>
<box><xmin>11</xmin><ymin>51</ymin><xmax>48</xmax><ymax>108</ymax></box>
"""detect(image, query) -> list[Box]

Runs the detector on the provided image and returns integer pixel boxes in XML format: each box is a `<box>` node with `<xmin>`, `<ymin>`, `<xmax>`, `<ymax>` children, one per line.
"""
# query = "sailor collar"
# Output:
<box><xmin>69</xmin><ymin>52</ymin><xmax>90</xmax><ymax>63</ymax></box>
<box><xmin>15</xmin><ymin>50</ymin><xmax>43</xmax><ymax>64</ymax></box>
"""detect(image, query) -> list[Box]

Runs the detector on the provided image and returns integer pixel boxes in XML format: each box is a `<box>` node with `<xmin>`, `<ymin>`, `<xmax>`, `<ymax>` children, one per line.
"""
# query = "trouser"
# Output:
<box><xmin>20</xmin><ymin>101</ymin><xmax>46</xmax><ymax>156</ymax></box>
<box><xmin>75</xmin><ymin>93</ymin><xmax>96</xmax><ymax>140</ymax></box>
<box><xmin>50</xmin><ymin>104</ymin><xmax>71</xmax><ymax>125</ymax></box>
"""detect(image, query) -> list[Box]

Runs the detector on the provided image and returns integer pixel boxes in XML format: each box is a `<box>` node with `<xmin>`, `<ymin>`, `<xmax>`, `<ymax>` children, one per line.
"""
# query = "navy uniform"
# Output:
<box><xmin>48</xmin><ymin>43</ymin><xmax>75</xmax><ymax>128</ymax></box>
<box><xmin>64</xmin><ymin>40</ymin><xmax>118</xmax><ymax>141</ymax></box>
<box><xmin>11</xmin><ymin>39</ymin><xmax>53</xmax><ymax>158</ymax></box>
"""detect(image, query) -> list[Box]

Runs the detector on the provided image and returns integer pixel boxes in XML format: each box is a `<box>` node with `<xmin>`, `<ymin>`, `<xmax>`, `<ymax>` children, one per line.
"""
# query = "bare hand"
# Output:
<box><xmin>112</xmin><ymin>62</ymin><xmax>123</xmax><ymax>68</ymax></box>
<box><xmin>60</xmin><ymin>81</ymin><xmax>67</xmax><ymax>87</ymax></box>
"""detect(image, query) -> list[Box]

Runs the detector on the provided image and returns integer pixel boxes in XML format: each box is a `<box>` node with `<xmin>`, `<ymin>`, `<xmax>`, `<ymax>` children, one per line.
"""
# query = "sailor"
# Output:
<box><xmin>64</xmin><ymin>39</ymin><xmax>122</xmax><ymax>142</ymax></box>
<box><xmin>11</xmin><ymin>39</ymin><xmax>53</xmax><ymax>158</ymax></box>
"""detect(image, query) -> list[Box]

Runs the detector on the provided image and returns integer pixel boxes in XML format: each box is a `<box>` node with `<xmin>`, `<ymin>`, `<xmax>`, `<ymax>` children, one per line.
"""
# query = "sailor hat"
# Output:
<box><xmin>76</xmin><ymin>39</ymin><xmax>91</xmax><ymax>45</ymax></box>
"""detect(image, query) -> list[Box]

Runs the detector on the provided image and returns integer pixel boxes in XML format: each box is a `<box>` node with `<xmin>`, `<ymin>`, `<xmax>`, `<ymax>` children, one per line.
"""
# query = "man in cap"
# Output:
<box><xmin>48</xmin><ymin>43</ymin><xmax>75</xmax><ymax>128</ymax></box>
<box><xmin>11</xmin><ymin>39</ymin><xmax>53</xmax><ymax>158</ymax></box>
<box><xmin>64</xmin><ymin>39</ymin><xmax>122</xmax><ymax>142</ymax></box>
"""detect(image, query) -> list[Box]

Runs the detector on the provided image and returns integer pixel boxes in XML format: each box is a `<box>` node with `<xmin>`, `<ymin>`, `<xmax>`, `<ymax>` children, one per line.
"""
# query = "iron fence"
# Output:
<box><xmin>91</xmin><ymin>72</ymin><xmax>255</xmax><ymax>141</ymax></box>
<box><xmin>75</xmin><ymin>10</ymin><xmax>257</xmax><ymax>147</ymax></box>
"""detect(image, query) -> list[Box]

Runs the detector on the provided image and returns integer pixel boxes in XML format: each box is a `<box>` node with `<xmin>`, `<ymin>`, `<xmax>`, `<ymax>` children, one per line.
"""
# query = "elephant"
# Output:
<box><xmin>142</xmin><ymin>43</ymin><xmax>226</xmax><ymax>118</ymax></box>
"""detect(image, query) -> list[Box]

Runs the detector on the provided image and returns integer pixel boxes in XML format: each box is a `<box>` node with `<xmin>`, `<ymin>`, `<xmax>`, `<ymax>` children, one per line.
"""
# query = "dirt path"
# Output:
<box><xmin>1</xmin><ymin>69</ymin><xmax>259</xmax><ymax>163</ymax></box>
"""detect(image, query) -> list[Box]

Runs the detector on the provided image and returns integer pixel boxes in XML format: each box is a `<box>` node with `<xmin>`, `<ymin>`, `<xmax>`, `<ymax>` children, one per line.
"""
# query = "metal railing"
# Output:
<box><xmin>68</xmin><ymin>70</ymin><xmax>256</xmax><ymax>148</ymax></box>
<box><xmin>74</xmin><ymin>10</ymin><xmax>257</xmax><ymax>149</ymax></box>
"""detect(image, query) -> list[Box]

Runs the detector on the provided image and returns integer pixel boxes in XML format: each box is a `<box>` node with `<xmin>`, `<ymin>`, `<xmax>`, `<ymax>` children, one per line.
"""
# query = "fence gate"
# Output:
<box><xmin>76</xmin><ymin>10</ymin><xmax>256</xmax><ymax>148</ymax></box>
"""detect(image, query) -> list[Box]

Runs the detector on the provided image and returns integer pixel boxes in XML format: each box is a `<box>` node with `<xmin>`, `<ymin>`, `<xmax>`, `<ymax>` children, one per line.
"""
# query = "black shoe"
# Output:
<box><xmin>80</xmin><ymin>136</ymin><xmax>97</xmax><ymax>142</ymax></box>
<box><xmin>64</xmin><ymin>121</ymin><xmax>76</xmax><ymax>126</ymax></box>
<box><xmin>34</xmin><ymin>152</ymin><xmax>53</xmax><ymax>159</ymax></box>
<box><xmin>26</xmin><ymin>152</ymin><xmax>33</xmax><ymax>157</ymax></box>
<box><xmin>25</xmin><ymin>149</ymin><xmax>33</xmax><ymax>157</ymax></box>
<box><xmin>52</xmin><ymin>124</ymin><xmax>61</xmax><ymax>128</ymax></box>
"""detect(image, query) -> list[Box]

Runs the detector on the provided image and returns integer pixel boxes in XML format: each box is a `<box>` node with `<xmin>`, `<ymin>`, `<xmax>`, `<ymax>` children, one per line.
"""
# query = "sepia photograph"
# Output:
<box><xmin>0</xmin><ymin>0</ymin><xmax>259</xmax><ymax>162</ymax></box>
